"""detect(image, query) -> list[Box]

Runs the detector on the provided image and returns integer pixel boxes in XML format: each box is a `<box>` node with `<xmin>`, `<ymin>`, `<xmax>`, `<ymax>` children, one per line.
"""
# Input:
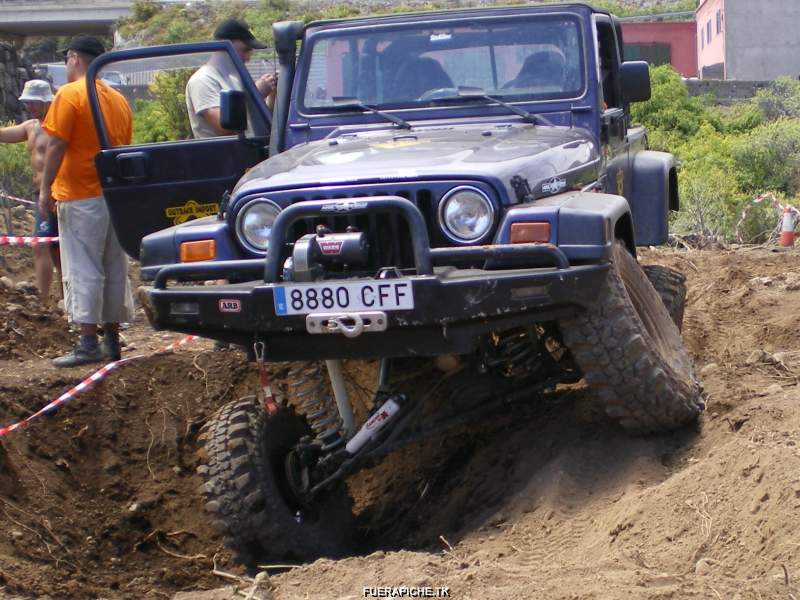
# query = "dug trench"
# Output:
<box><xmin>0</xmin><ymin>244</ymin><xmax>799</xmax><ymax>599</ymax></box>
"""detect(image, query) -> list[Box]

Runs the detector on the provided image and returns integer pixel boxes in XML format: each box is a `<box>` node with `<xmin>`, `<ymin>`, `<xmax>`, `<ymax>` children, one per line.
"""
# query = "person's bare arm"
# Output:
<box><xmin>38</xmin><ymin>133</ymin><xmax>67</xmax><ymax>216</ymax></box>
<box><xmin>0</xmin><ymin>120</ymin><xmax>34</xmax><ymax>144</ymax></box>
<box><xmin>199</xmin><ymin>107</ymin><xmax>235</xmax><ymax>136</ymax></box>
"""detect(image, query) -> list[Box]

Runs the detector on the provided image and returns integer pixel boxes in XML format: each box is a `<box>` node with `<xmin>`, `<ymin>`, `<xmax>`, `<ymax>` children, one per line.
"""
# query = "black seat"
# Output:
<box><xmin>390</xmin><ymin>57</ymin><xmax>454</xmax><ymax>101</ymax></box>
<box><xmin>504</xmin><ymin>49</ymin><xmax>566</xmax><ymax>90</ymax></box>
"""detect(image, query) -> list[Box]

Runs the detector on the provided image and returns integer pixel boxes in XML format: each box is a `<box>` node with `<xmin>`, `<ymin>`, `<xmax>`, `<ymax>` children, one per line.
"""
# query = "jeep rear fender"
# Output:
<box><xmin>629</xmin><ymin>150</ymin><xmax>677</xmax><ymax>246</ymax></box>
<box><xmin>497</xmin><ymin>191</ymin><xmax>633</xmax><ymax>262</ymax></box>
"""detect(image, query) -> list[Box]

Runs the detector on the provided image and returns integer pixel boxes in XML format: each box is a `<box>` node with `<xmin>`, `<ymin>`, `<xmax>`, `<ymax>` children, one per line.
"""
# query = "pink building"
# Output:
<box><xmin>621</xmin><ymin>21</ymin><xmax>697</xmax><ymax>78</ymax></box>
<box><xmin>696</xmin><ymin>0</ymin><xmax>800</xmax><ymax>80</ymax></box>
<box><xmin>696</xmin><ymin>0</ymin><xmax>725</xmax><ymax>78</ymax></box>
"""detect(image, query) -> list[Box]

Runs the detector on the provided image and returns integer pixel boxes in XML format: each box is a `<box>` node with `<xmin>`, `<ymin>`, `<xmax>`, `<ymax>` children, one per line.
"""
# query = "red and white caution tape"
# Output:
<box><xmin>0</xmin><ymin>335</ymin><xmax>198</xmax><ymax>438</ymax></box>
<box><xmin>0</xmin><ymin>192</ymin><xmax>36</xmax><ymax>206</ymax></box>
<box><xmin>0</xmin><ymin>235</ymin><xmax>59</xmax><ymax>245</ymax></box>
<box><xmin>735</xmin><ymin>193</ymin><xmax>800</xmax><ymax>243</ymax></box>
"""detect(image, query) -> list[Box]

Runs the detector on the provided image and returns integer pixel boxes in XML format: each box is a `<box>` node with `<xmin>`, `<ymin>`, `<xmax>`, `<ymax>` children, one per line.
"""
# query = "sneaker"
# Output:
<box><xmin>52</xmin><ymin>344</ymin><xmax>104</xmax><ymax>368</ymax></box>
<box><xmin>102</xmin><ymin>335</ymin><xmax>122</xmax><ymax>361</ymax></box>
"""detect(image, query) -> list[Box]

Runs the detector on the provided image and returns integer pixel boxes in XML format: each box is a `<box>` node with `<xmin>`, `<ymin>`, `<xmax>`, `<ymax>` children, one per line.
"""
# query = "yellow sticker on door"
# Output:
<box><xmin>165</xmin><ymin>200</ymin><xmax>220</xmax><ymax>225</ymax></box>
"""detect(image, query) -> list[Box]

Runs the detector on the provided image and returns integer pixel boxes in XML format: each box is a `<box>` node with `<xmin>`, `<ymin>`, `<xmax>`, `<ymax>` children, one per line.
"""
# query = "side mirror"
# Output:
<box><xmin>620</xmin><ymin>61</ymin><xmax>651</xmax><ymax>103</ymax></box>
<box><xmin>220</xmin><ymin>90</ymin><xmax>247</xmax><ymax>132</ymax></box>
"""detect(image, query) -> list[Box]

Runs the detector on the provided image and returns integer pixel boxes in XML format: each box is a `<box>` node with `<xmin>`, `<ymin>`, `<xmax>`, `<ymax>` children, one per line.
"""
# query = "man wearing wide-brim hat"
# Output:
<box><xmin>0</xmin><ymin>79</ymin><xmax>61</xmax><ymax>302</ymax></box>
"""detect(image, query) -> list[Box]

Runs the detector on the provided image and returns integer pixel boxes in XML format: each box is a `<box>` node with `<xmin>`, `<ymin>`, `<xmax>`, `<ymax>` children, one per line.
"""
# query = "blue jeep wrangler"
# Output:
<box><xmin>88</xmin><ymin>3</ymin><xmax>703</xmax><ymax>566</ymax></box>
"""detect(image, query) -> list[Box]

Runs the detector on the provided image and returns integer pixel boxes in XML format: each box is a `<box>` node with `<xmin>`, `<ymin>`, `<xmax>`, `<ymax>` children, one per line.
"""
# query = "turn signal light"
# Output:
<box><xmin>510</xmin><ymin>222</ymin><xmax>551</xmax><ymax>243</ymax></box>
<box><xmin>180</xmin><ymin>240</ymin><xmax>216</xmax><ymax>262</ymax></box>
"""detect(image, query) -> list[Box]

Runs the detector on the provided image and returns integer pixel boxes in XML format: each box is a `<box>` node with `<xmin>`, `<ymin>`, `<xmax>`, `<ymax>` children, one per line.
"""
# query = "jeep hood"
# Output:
<box><xmin>235</xmin><ymin>124</ymin><xmax>599</xmax><ymax>200</ymax></box>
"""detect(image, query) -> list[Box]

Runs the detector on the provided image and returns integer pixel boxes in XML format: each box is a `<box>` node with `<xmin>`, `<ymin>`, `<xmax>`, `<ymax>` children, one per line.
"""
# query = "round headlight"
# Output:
<box><xmin>235</xmin><ymin>198</ymin><xmax>281</xmax><ymax>254</ymax></box>
<box><xmin>438</xmin><ymin>186</ymin><xmax>495</xmax><ymax>243</ymax></box>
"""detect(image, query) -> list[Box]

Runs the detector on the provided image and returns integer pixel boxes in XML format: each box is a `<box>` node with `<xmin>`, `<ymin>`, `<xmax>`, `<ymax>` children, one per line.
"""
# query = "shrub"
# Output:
<box><xmin>0</xmin><ymin>125</ymin><xmax>35</xmax><ymax>199</ymax></box>
<box><xmin>754</xmin><ymin>77</ymin><xmax>800</xmax><ymax>120</ymax></box>
<box><xmin>132</xmin><ymin>69</ymin><xmax>194</xmax><ymax>143</ymax></box>
<box><xmin>631</xmin><ymin>65</ymin><xmax>718</xmax><ymax>149</ymax></box>
<box><xmin>732</xmin><ymin>118</ymin><xmax>800</xmax><ymax>196</ymax></box>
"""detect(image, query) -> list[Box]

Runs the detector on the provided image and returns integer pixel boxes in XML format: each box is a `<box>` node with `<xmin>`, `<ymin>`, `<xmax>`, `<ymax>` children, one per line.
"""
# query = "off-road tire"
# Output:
<box><xmin>559</xmin><ymin>242</ymin><xmax>703</xmax><ymax>433</ymax></box>
<box><xmin>198</xmin><ymin>397</ymin><xmax>355</xmax><ymax>567</ymax></box>
<box><xmin>642</xmin><ymin>265</ymin><xmax>687</xmax><ymax>330</ymax></box>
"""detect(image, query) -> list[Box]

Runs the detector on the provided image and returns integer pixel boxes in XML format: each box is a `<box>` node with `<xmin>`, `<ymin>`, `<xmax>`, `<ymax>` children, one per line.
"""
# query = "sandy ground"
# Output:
<box><xmin>0</xmin><ymin>218</ymin><xmax>799</xmax><ymax>599</ymax></box>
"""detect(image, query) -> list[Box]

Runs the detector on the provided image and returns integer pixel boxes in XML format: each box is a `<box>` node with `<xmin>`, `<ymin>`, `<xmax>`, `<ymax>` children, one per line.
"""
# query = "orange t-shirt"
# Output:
<box><xmin>42</xmin><ymin>77</ymin><xmax>132</xmax><ymax>202</ymax></box>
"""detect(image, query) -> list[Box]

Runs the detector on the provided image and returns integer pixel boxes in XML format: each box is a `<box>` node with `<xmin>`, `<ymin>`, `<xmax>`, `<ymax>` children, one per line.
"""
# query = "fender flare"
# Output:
<box><xmin>628</xmin><ymin>150</ymin><xmax>678</xmax><ymax>246</ymax></box>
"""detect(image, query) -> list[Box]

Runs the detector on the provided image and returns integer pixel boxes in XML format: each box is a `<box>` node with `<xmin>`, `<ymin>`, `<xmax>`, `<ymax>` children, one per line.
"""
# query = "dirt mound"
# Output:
<box><xmin>0</xmin><ymin>286</ymin><xmax>72</xmax><ymax>360</ymax></box>
<box><xmin>0</xmin><ymin>248</ymin><xmax>798</xmax><ymax>599</ymax></box>
<box><xmin>0</xmin><ymin>205</ymin><xmax>36</xmax><ymax>285</ymax></box>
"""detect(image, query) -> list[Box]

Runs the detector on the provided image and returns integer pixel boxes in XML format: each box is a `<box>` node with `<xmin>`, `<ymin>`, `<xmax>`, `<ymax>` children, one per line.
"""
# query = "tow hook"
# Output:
<box><xmin>305</xmin><ymin>311</ymin><xmax>388</xmax><ymax>337</ymax></box>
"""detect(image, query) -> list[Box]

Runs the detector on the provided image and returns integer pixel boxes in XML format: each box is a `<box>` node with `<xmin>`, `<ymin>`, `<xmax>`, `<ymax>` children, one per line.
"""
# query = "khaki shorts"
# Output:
<box><xmin>58</xmin><ymin>196</ymin><xmax>134</xmax><ymax>325</ymax></box>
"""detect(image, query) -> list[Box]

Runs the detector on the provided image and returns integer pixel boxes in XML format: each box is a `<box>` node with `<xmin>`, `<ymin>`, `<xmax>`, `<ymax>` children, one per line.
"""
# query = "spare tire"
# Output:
<box><xmin>558</xmin><ymin>242</ymin><xmax>703</xmax><ymax>433</ymax></box>
<box><xmin>198</xmin><ymin>397</ymin><xmax>355</xmax><ymax>567</ymax></box>
<box><xmin>643</xmin><ymin>264</ymin><xmax>687</xmax><ymax>330</ymax></box>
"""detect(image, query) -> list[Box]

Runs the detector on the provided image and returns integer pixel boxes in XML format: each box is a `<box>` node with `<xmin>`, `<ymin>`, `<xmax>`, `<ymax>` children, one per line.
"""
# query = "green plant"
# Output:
<box><xmin>732</xmin><ymin>118</ymin><xmax>800</xmax><ymax>196</ymax></box>
<box><xmin>0</xmin><ymin>125</ymin><xmax>35</xmax><ymax>199</ymax></box>
<box><xmin>132</xmin><ymin>69</ymin><xmax>194</xmax><ymax>143</ymax></box>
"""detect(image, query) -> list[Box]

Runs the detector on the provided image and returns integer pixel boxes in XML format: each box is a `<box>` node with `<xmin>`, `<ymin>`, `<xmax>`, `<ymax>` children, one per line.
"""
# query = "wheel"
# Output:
<box><xmin>642</xmin><ymin>265</ymin><xmax>687</xmax><ymax>330</ymax></box>
<box><xmin>558</xmin><ymin>242</ymin><xmax>703</xmax><ymax>433</ymax></box>
<box><xmin>198</xmin><ymin>397</ymin><xmax>355</xmax><ymax>567</ymax></box>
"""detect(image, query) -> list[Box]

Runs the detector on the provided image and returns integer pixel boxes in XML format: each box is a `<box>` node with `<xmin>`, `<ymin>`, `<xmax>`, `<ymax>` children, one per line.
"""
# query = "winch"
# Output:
<box><xmin>283</xmin><ymin>226</ymin><xmax>370</xmax><ymax>282</ymax></box>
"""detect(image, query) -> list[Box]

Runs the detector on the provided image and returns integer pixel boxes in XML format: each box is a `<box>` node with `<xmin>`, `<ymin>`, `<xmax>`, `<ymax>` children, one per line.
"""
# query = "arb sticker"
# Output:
<box><xmin>219</xmin><ymin>299</ymin><xmax>242</xmax><ymax>313</ymax></box>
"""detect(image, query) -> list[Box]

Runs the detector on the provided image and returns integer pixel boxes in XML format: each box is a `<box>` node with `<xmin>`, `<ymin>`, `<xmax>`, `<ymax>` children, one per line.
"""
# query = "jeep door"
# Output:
<box><xmin>86</xmin><ymin>42</ymin><xmax>272</xmax><ymax>259</ymax></box>
<box><xmin>594</xmin><ymin>16</ymin><xmax>630</xmax><ymax>197</ymax></box>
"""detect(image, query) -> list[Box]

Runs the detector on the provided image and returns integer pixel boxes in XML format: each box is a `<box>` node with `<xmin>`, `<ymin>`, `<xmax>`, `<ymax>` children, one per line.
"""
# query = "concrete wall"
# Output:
<box><xmin>685</xmin><ymin>79</ymin><xmax>769</xmax><ymax>104</ymax></box>
<box><xmin>622</xmin><ymin>21</ymin><xmax>697</xmax><ymax>78</ymax></box>
<box><xmin>725</xmin><ymin>0</ymin><xmax>800</xmax><ymax>80</ymax></box>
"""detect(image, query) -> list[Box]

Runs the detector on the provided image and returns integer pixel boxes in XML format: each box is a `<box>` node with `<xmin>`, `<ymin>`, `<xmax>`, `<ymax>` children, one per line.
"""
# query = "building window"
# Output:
<box><xmin>707</xmin><ymin>20</ymin><xmax>711</xmax><ymax>43</ymax></box>
<box><xmin>700</xmin><ymin>27</ymin><xmax>704</xmax><ymax>49</ymax></box>
<box><xmin>716</xmin><ymin>10</ymin><xmax>722</xmax><ymax>34</ymax></box>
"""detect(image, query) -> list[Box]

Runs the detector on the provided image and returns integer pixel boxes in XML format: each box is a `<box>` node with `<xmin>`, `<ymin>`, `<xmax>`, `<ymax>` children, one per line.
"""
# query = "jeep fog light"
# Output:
<box><xmin>235</xmin><ymin>198</ymin><xmax>281</xmax><ymax>254</ymax></box>
<box><xmin>438</xmin><ymin>186</ymin><xmax>494</xmax><ymax>243</ymax></box>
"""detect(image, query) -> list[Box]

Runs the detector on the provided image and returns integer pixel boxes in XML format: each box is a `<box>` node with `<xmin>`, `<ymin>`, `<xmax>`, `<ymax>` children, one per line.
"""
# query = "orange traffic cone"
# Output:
<box><xmin>780</xmin><ymin>207</ymin><xmax>796</xmax><ymax>247</ymax></box>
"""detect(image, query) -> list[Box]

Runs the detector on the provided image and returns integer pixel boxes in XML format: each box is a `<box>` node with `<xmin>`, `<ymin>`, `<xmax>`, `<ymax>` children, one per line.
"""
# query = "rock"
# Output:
<box><xmin>13</xmin><ymin>280</ymin><xmax>32</xmax><ymax>291</ymax></box>
<box><xmin>10</xmin><ymin>530</ymin><xmax>23</xmax><ymax>540</ymax></box>
<box><xmin>173</xmin><ymin>588</ymin><xmax>239</xmax><ymax>600</ymax></box>
<box><xmin>773</xmin><ymin>352</ymin><xmax>792</xmax><ymax>364</ymax></box>
<box><xmin>695</xmin><ymin>558</ymin><xmax>715</xmax><ymax>576</ymax></box>
<box><xmin>700</xmin><ymin>363</ymin><xmax>719</xmax><ymax>376</ymax></box>
<box><xmin>128</xmin><ymin>502</ymin><xmax>140</xmax><ymax>513</ymax></box>
<box><xmin>0</xmin><ymin>276</ymin><xmax>13</xmax><ymax>289</ymax></box>
<box><xmin>748</xmin><ymin>276</ymin><xmax>773</xmax><ymax>287</ymax></box>
<box><xmin>765</xmin><ymin>384</ymin><xmax>783</xmax><ymax>395</ymax></box>
<box><xmin>746</xmin><ymin>350</ymin><xmax>770</xmax><ymax>365</ymax></box>
<box><xmin>785</xmin><ymin>272</ymin><xmax>800</xmax><ymax>291</ymax></box>
<box><xmin>5</xmin><ymin>303</ymin><xmax>22</xmax><ymax>315</ymax></box>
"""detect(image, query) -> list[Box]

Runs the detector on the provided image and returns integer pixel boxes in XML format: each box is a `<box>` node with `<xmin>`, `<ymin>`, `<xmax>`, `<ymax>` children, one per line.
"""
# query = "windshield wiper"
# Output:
<box><xmin>330</xmin><ymin>97</ymin><xmax>412</xmax><ymax>129</ymax></box>
<box><xmin>433</xmin><ymin>86</ymin><xmax>555</xmax><ymax>127</ymax></box>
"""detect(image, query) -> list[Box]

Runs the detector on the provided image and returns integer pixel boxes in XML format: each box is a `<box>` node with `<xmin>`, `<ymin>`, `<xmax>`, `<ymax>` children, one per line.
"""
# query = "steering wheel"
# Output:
<box><xmin>417</xmin><ymin>87</ymin><xmax>459</xmax><ymax>101</ymax></box>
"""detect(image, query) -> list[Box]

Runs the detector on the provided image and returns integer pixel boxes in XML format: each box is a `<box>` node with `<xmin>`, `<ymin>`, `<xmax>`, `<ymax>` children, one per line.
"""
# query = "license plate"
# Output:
<box><xmin>274</xmin><ymin>281</ymin><xmax>414</xmax><ymax>316</ymax></box>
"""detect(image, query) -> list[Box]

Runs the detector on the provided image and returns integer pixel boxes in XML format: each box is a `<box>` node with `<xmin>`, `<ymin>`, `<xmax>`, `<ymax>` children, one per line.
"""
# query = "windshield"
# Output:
<box><xmin>301</xmin><ymin>15</ymin><xmax>585</xmax><ymax>113</ymax></box>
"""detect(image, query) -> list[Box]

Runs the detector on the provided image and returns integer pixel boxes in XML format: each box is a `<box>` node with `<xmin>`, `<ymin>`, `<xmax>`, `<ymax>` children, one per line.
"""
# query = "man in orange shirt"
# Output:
<box><xmin>39</xmin><ymin>35</ymin><xmax>134</xmax><ymax>368</ymax></box>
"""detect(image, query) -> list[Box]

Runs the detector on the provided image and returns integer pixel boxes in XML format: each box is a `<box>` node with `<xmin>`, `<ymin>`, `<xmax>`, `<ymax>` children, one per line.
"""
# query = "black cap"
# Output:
<box><xmin>214</xmin><ymin>18</ymin><xmax>267</xmax><ymax>50</ymax></box>
<box><xmin>60</xmin><ymin>34</ymin><xmax>105</xmax><ymax>58</ymax></box>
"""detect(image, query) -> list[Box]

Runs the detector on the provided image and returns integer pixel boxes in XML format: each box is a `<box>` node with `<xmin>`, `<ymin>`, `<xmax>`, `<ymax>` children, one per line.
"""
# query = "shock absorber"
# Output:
<box><xmin>289</xmin><ymin>362</ymin><xmax>346</xmax><ymax>451</ymax></box>
<box><xmin>482</xmin><ymin>328</ymin><xmax>540</xmax><ymax>379</ymax></box>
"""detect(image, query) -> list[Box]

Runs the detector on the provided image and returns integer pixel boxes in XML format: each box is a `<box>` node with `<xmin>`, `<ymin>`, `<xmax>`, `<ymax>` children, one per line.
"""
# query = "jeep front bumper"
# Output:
<box><xmin>143</xmin><ymin>196</ymin><xmax>610</xmax><ymax>361</ymax></box>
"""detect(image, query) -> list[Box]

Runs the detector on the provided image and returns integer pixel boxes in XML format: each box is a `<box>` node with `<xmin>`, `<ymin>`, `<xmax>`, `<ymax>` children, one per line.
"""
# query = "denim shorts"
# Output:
<box><xmin>33</xmin><ymin>207</ymin><xmax>59</xmax><ymax>243</ymax></box>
